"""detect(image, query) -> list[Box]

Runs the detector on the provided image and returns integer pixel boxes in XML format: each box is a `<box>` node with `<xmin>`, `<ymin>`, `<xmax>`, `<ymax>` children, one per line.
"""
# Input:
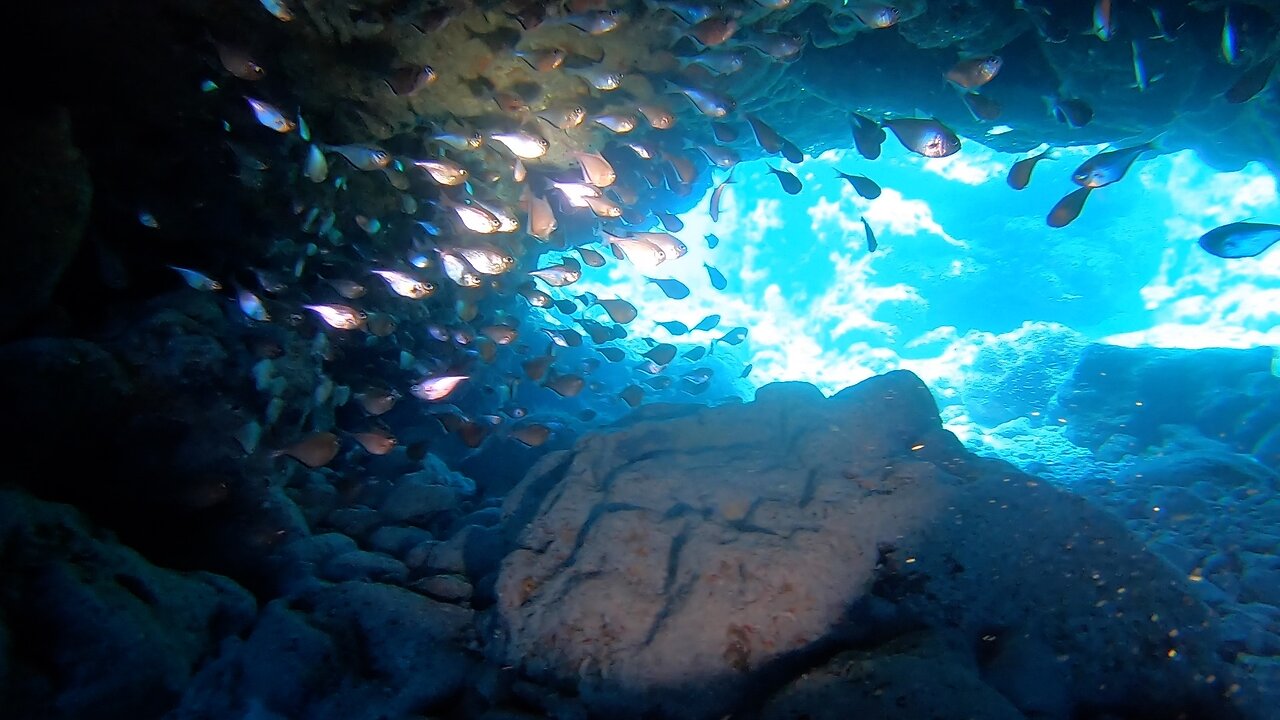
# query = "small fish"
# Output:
<box><xmin>836</xmin><ymin>171</ymin><xmax>881</xmax><ymax>199</ymax></box>
<box><xmin>740</xmin><ymin>364</ymin><xmax>753</xmax><ymax>378</ymax></box>
<box><xmin>682</xmin><ymin>367</ymin><xmax>714</xmax><ymax>384</ymax></box>
<box><xmin>578</xmin><ymin>246</ymin><xmax>607</xmax><ymax>267</ymax></box>
<box><xmin>325</xmin><ymin>144</ymin><xmax>391</xmax><ymax>170</ymax></box>
<box><xmin>961</xmin><ymin>92</ymin><xmax>1002</xmax><ymax>122</ymax></box>
<box><xmin>605</xmin><ymin>235</ymin><xmax>666</xmax><ymax>269</ymax></box>
<box><xmin>945</xmin><ymin>56</ymin><xmax>1003</xmax><ymax>90</ymax></box>
<box><xmin>440</xmin><ymin>198</ymin><xmax>500</xmax><ymax>233</ymax></box>
<box><xmin>297</xmin><ymin>113</ymin><xmax>310</xmax><ymax>141</ymax></box>
<box><xmin>1046</xmin><ymin>96</ymin><xmax>1093</xmax><ymax>128</ymax></box>
<box><xmin>714</xmin><ymin>326</ymin><xmax>748</xmax><ymax>346</ymax></box>
<box><xmin>747</xmin><ymin>32</ymin><xmax>803</xmax><ymax>59</ymax></box>
<box><xmin>709</xmin><ymin>175</ymin><xmax>735</xmax><ymax>222</ymax></box>
<box><xmin>411</xmin><ymin>375</ymin><xmax>469</xmax><ymax>401</ymax></box>
<box><xmin>304</xmin><ymin>144</ymin><xmax>328</xmax><ymax>183</ymax></box>
<box><xmin>1225</xmin><ymin>56</ymin><xmax>1278</xmax><ymax>104</ymax></box>
<box><xmin>630</xmin><ymin>232</ymin><xmax>687</xmax><ymax>260</ymax></box>
<box><xmin>705</xmin><ymin>233</ymin><xmax>721</xmax><ymax>249</ymax></box>
<box><xmin>429</xmin><ymin>130</ymin><xmax>484</xmax><ymax>151</ymax></box>
<box><xmin>272</xmin><ymin>432</ymin><xmax>340</xmax><ymax>469</ymax></box>
<box><xmin>412</xmin><ymin>158</ymin><xmax>468</xmax><ymax>185</ymax></box>
<box><xmin>304</xmin><ymin>303</ymin><xmax>367</xmax><ymax>330</ymax></box>
<box><xmin>592</xmin><ymin>113</ymin><xmax>638</xmax><ymax>133</ymax></box>
<box><xmin>489</xmin><ymin>131</ymin><xmax>548</xmax><ymax>159</ymax></box>
<box><xmin>324</xmin><ymin>277</ymin><xmax>366</xmax><ymax>299</ymax></box>
<box><xmin>556</xmin><ymin>9</ymin><xmax>625</xmax><ymax>35</ymax></box>
<box><xmin>646</xmin><ymin>276</ymin><xmax>691</xmax><ymax>300</ymax></box>
<box><xmin>1047</xmin><ymin>186</ymin><xmax>1093</xmax><ymax>228</ymax></box>
<box><xmin>528</xmin><ymin>192</ymin><xmax>558</xmax><ymax>240</ymax></box>
<box><xmin>656</xmin><ymin>320</ymin><xmax>690</xmax><ymax>335</ymax></box>
<box><xmin>860</xmin><ymin>216</ymin><xmax>877</xmax><ymax>253</ymax></box>
<box><xmin>683</xmin><ymin>346</ymin><xmax>708</xmax><ymax>362</ymax></box>
<box><xmin>669</xmin><ymin>82</ymin><xmax>736</xmax><ymax>117</ymax></box>
<box><xmin>704</xmin><ymin>263</ymin><xmax>727</xmax><ymax>290</ymax></box>
<box><xmin>850</xmin><ymin>3</ymin><xmax>901</xmax><ymax>28</ymax></box>
<box><xmin>599</xmin><ymin>347</ymin><xmax>626</xmax><ymax>362</ymax></box>
<box><xmin>354</xmin><ymin>388</ymin><xmax>399</xmax><ymax>416</ymax></box>
<box><xmin>657</xmin><ymin>212</ymin><xmax>684</xmax><ymax>233</ymax></box>
<box><xmin>745</xmin><ymin>113</ymin><xmax>785</xmax><ymax>154</ymax></box>
<box><xmin>510</xmin><ymin>423</ymin><xmax>552</xmax><ymax>448</ymax></box>
<box><xmin>573</xmin><ymin>151</ymin><xmax>616</xmax><ymax>187</ymax></box>
<box><xmin>386</xmin><ymin>65</ymin><xmax>437</xmax><ymax>96</ymax></box>
<box><xmin>544</xmin><ymin>372</ymin><xmax>586</xmax><ymax>398</ymax></box>
<box><xmin>584</xmin><ymin>195</ymin><xmax>623</xmax><ymax>218</ymax></box>
<box><xmin>1148</xmin><ymin>6</ymin><xmax>1179</xmax><ymax>42</ymax></box>
<box><xmin>351</xmin><ymin>428</ymin><xmax>397</xmax><ymax>455</ymax></box>
<box><xmin>481</xmin><ymin>324</ymin><xmax>519</xmax><ymax>345</ymax></box>
<box><xmin>766</xmin><ymin>164</ymin><xmax>802</xmax><ymax>195</ymax></box>
<box><xmin>371</xmin><ymin>269</ymin><xmax>435</xmax><ymax>299</ymax></box>
<box><xmin>679</xmin><ymin>49</ymin><xmax>746</xmax><ymax>75</ymax></box>
<box><xmin>644</xmin><ymin>344</ymin><xmax>678</xmax><ymax>366</ymax></box>
<box><xmin>596</xmin><ymin>298</ymin><xmax>638</xmax><ymax>324</ymax></box>
<box><xmin>1222</xmin><ymin>6</ymin><xmax>1239</xmax><ymax>65</ymax></box>
<box><xmin>1092</xmin><ymin>0</ymin><xmax>1114</xmax><ymax>41</ymax></box>
<box><xmin>355</xmin><ymin>215</ymin><xmax>381</xmax><ymax>235</ymax></box>
<box><xmin>258</xmin><ymin>0</ymin><xmax>295</xmax><ymax>22</ymax></box>
<box><xmin>1130</xmin><ymin>41</ymin><xmax>1160</xmax><ymax>91</ymax></box>
<box><xmin>620</xmin><ymin>385</ymin><xmax>645</xmax><ymax>408</ymax></box>
<box><xmin>451</xmin><ymin>245</ymin><xmax>516</xmax><ymax>275</ymax></box>
<box><xmin>515</xmin><ymin>48</ymin><xmax>566</xmax><ymax>71</ymax></box>
<box><xmin>689</xmin><ymin>16</ymin><xmax>738</xmax><ymax>46</ymax></box>
<box><xmin>844</xmin><ymin>114</ymin><xmax>886</xmax><ymax>163</ymax></box>
<box><xmin>169</xmin><ymin>266</ymin><xmax>222</xmax><ymax>291</ymax></box>
<box><xmin>215</xmin><ymin>43</ymin><xmax>265</xmax><ymax>81</ymax></box>
<box><xmin>1198</xmin><ymin>222</ymin><xmax>1280</xmax><ymax>259</ymax></box>
<box><xmin>528</xmin><ymin>263</ymin><xmax>582</xmax><ymax>287</ymax></box>
<box><xmin>637</xmin><ymin>104</ymin><xmax>676</xmax><ymax>130</ymax></box>
<box><xmin>237</xmin><ymin>288</ymin><xmax>269</xmax><ymax>321</ymax></box>
<box><xmin>882</xmin><ymin>117</ymin><xmax>961</xmax><ymax>158</ymax></box>
<box><xmin>693</xmin><ymin>314</ymin><xmax>721</xmax><ymax>331</ymax></box>
<box><xmin>1007</xmin><ymin>149</ymin><xmax>1053</xmax><ymax>190</ymax></box>
<box><xmin>245</xmin><ymin>97</ymin><xmax>295</xmax><ymax>133</ymax></box>
<box><xmin>1072</xmin><ymin>141</ymin><xmax>1156</xmax><ymax>188</ymax></box>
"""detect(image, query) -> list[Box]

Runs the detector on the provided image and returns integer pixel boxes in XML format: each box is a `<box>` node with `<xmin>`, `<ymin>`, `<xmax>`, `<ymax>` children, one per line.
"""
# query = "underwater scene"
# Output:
<box><xmin>7</xmin><ymin>0</ymin><xmax>1280</xmax><ymax>718</ymax></box>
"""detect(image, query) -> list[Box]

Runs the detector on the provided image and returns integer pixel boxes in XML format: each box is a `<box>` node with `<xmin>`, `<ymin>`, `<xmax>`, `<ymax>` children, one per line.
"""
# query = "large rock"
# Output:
<box><xmin>0</xmin><ymin>489</ymin><xmax>256</xmax><ymax>720</ymax></box>
<box><xmin>490</xmin><ymin>372</ymin><xmax>1255</xmax><ymax>720</ymax></box>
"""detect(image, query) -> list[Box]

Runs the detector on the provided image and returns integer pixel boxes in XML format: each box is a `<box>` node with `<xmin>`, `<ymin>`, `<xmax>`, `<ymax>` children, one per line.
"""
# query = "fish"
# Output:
<box><xmin>592</xmin><ymin>113</ymin><xmax>638</xmax><ymax>133</ymax></box>
<box><xmin>304</xmin><ymin>304</ymin><xmax>367</xmax><ymax>330</ymax></box>
<box><xmin>538</xmin><ymin>104</ymin><xmax>587</xmax><ymax>130</ymax></box>
<box><xmin>578</xmin><ymin>247</ymin><xmax>607</xmax><ymax>267</ymax></box>
<box><xmin>850</xmin><ymin>3</ymin><xmax>901</xmax><ymax>28</ymax></box>
<box><xmin>1225</xmin><ymin>56</ymin><xmax>1278</xmax><ymax>104</ymax></box>
<box><xmin>746</xmin><ymin>113</ymin><xmax>785</xmax><ymax>154</ymax></box>
<box><xmin>1047</xmin><ymin>186</ymin><xmax>1093</xmax><ymax>228</ymax></box>
<box><xmin>1007</xmin><ymin>149</ymin><xmax>1053</xmax><ymax>190</ymax></box>
<box><xmin>584</xmin><ymin>195</ymin><xmax>623</xmax><ymax>218</ymax></box>
<box><xmin>704</xmin><ymin>263</ymin><xmax>727</xmax><ymax>290</ymax></box>
<box><xmin>138</xmin><ymin>210</ymin><xmax>160</xmax><ymax>228</ymax></box>
<box><xmin>354</xmin><ymin>388</ymin><xmax>399</xmax><ymax>416</ymax></box>
<box><xmin>258</xmin><ymin>0</ymin><xmax>295</xmax><ymax>22</ymax></box>
<box><xmin>961</xmin><ymin>92</ymin><xmax>1002</xmax><ymax>122</ymax></box>
<box><xmin>245</xmin><ymin>97</ymin><xmax>295</xmax><ymax>133</ymax></box>
<box><xmin>237</xmin><ymin>288</ymin><xmax>270</xmax><ymax>321</ymax></box>
<box><xmin>945</xmin><ymin>56</ymin><xmax>1003</xmax><ymax>91</ymax></box>
<box><xmin>272</xmin><ymin>432</ymin><xmax>340</xmax><ymax>469</ymax></box>
<box><xmin>596</xmin><ymin>298</ymin><xmax>638</xmax><ymax>324</ymax></box>
<box><xmin>554</xmin><ymin>9</ymin><xmax>625</xmax><ymax>35</ymax></box>
<box><xmin>573</xmin><ymin>151</ymin><xmax>617</xmax><ymax>187</ymax></box>
<box><xmin>705</xmin><ymin>233</ymin><xmax>721</xmax><ymax>249</ymax></box>
<box><xmin>605</xmin><ymin>235</ymin><xmax>666</xmax><ymax>269</ymax></box>
<box><xmin>1072</xmin><ymin>141</ymin><xmax>1156</xmax><ymax>188</ymax></box>
<box><xmin>644</xmin><ymin>344</ymin><xmax>678</xmax><ymax>366</ymax></box>
<box><xmin>882</xmin><ymin>117</ymin><xmax>961</xmax><ymax>158</ymax></box>
<box><xmin>324</xmin><ymin>276</ymin><xmax>365</xmax><ymax>299</ymax></box>
<box><xmin>709</xmin><ymin>175</ymin><xmax>734</xmax><ymax>222</ymax></box>
<box><xmin>169</xmin><ymin>266</ymin><xmax>221</xmax><ymax>291</ymax></box>
<box><xmin>1148</xmin><ymin>6</ymin><xmax>1179</xmax><ymax>42</ymax></box>
<box><xmin>679</xmin><ymin>49</ymin><xmax>746</xmax><ymax>75</ymax></box>
<box><xmin>528</xmin><ymin>193</ymin><xmax>558</xmax><ymax>240</ymax></box>
<box><xmin>488</xmin><ymin>131</ymin><xmax>548</xmax><ymax>159</ymax></box>
<box><xmin>630</xmin><ymin>232</ymin><xmax>687</xmax><ymax>260</ymax></box>
<box><xmin>481</xmin><ymin>324</ymin><xmax>519</xmax><ymax>345</ymax></box>
<box><xmin>836</xmin><ymin>171</ymin><xmax>881</xmax><ymax>199</ymax></box>
<box><xmin>747</xmin><ymin>32</ymin><xmax>803</xmax><ymax>59</ymax></box>
<box><xmin>522</xmin><ymin>353</ymin><xmax>554</xmax><ymax>381</ymax></box>
<box><xmin>304</xmin><ymin>145</ymin><xmax>328</xmax><ymax>183</ymax></box>
<box><xmin>371</xmin><ymin>269</ymin><xmax>435</xmax><ymax>299</ymax></box>
<box><xmin>849</xmin><ymin>112</ymin><xmax>887</xmax><ymax>160</ymax></box>
<box><xmin>781</xmin><ymin>140</ymin><xmax>805</xmax><ymax>167</ymax></box>
<box><xmin>693</xmin><ymin>314</ymin><xmax>721</xmax><ymax>331</ymax></box>
<box><xmin>1092</xmin><ymin>0</ymin><xmax>1114</xmax><ymax>41</ymax></box>
<box><xmin>1222</xmin><ymin>6</ymin><xmax>1239</xmax><ymax>65</ymax></box>
<box><xmin>714</xmin><ymin>326</ymin><xmax>748</xmax><ymax>346</ymax></box>
<box><xmin>325</xmin><ymin>144</ymin><xmax>391</xmax><ymax>170</ymax></box>
<box><xmin>620</xmin><ymin>385</ymin><xmax>645</xmax><ymax>408</ymax></box>
<box><xmin>1046</xmin><ymin>96</ymin><xmax>1093</xmax><ymax>128</ymax></box>
<box><xmin>1198</xmin><ymin>222</ymin><xmax>1280</xmax><ymax>259</ymax></box>
<box><xmin>657</xmin><ymin>211</ymin><xmax>684</xmax><ymax>233</ymax></box>
<box><xmin>528</xmin><ymin>263</ymin><xmax>582</xmax><ymax>287</ymax></box>
<box><xmin>656</xmin><ymin>320</ymin><xmax>690</xmax><ymax>335</ymax></box>
<box><xmin>599</xmin><ymin>347</ymin><xmax>626</xmax><ymax>362</ymax></box>
<box><xmin>410</xmin><ymin>375</ymin><xmax>469</xmax><ymax>401</ymax></box>
<box><xmin>689</xmin><ymin>16</ymin><xmax>738</xmax><ymax>46</ymax></box>
<box><xmin>860</xmin><ymin>216</ymin><xmax>878</xmax><ymax>253</ymax></box>
<box><xmin>543</xmin><ymin>372</ymin><xmax>586</xmax><ymax>397</ymax></box>
<box><xmin>668</xmin><ymin>82</ymin><xmax>736</xmax><ymax>117</ymax></box>
<box><xmin>683</xmin><ymin>346</ymin><xmax>708</xmax><ymax>361</ymax></box>
<box><xmin>442</xmin><ymin>198</ymin><xmax>501</xmax><ymax>233</ymax></box>
<box><xmin>412</xmin><ymin>158</ymin><xmax>468</xmax><ymax>185</ymax></box>
<box><xmin>1130</xmin><ymin>41</ymin><xmax>1160</xmax><ymax>91</ymax></box>
<box><xmin>564</xmin><ymin>65</ymin><xmax>624</xmax><ymax>91</ymax></box>
<box><xmin>515</xmin><ymin>48</ymin><xmax>567</xmax><ymax>71</ymax></box>
<box><xmin>215</xmin><ymin>43</ymin><xmax>265</xmax><ymax>81</ymax></box>
<box><xmin>767</xmin><ymin>164</ymin><xmax>802</xmax><ymax>195</ymax></box>
<box><xmin>438</xmin><ymin>251</ymin><xmax>482</xmax><ymax>288</ymax></box>
<box><xmin>646</xmin><ymin>277</ymin><xmax>691</xmax><ymax>299</ymax></box>
<box><xmin>351</xmin><ymin>428</ymin><xmax>397</xmax><ymax>455</ymax></box>
<box><xmin>429</xmin><ymin>130</ymin><xmax>484</xmax><ymax>151</ymax></box>
<box><xmin>510</xmin><ymin>423</ymin><xmax>552</xmax><ymax>448</ymax></box>
<box><xmin>637</xmin><ymin>104</ymin><xmax>676</xmax><ymax>129</ymax></box>
<box><xmin>386</xmin><ymin>66</ymin><xmax>437</xmax><ymax>96</ymax></box>
<box><xmin>452</xmin><ymin>245</ymin><xmax>516</xmax><ymax>275</ymax></box>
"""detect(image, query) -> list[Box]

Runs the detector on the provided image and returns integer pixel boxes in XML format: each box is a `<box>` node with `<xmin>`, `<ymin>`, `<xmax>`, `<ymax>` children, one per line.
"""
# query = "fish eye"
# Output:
<box><xmin>357</xmin><ymin>311</ymin><xmax>368</xmax><ymax>319</ymax></box>
<box><xmin>424</xmin><ymin>282</ymin><xmax>437</xmax><ymax>292</ymax></box>
<box><xmin>503</xmin><ymin>255</ymin><xmax>515</xmax><ymax>264</ymax></box>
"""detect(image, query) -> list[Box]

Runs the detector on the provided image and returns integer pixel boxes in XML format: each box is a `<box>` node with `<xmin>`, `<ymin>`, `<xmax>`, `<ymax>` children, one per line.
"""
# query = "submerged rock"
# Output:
<box><xmin>490</xmin><ymin>371</ymin><xmax>1255</xmax><ymax>720</ymax></box>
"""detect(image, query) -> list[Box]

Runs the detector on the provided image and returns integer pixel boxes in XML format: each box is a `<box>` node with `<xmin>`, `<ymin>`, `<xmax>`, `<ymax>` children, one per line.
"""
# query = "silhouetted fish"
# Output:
<box><xmin>705</xmin><ymin>263</ymin><xmax>727</xmax><ymax>290</ymax></box>
<box><xmin>692</xmin><ymin>314</ymin><xmax>721</xmax><ymax>331</ymax></box>
<box><xmin>647</xmin><ymin>276</ymin><xmax>691</xmax><ymax>299</ymax></box>
<box><xmin>860</xmin><ymin>216</ymin><xmax>877</xmax><ymax>252</ymax></box>
<box><xmin>1007</xmin><ymin>149</ymin><xmax>1053</xmax><ymax>190</ymax></box>
<box><xmin>883</xmin><ymin>117</ymin><xmax>960</xmax><ymax>158</ymax></box>
<box><xmin>1047</xmin><ymin>186</ymin><xmax>1093</xmax><ymax>228</ymax></box>
<box><xmin>1198</xmin><ymin>222</ymin><xmax>1280</xmax><ymax>258</ymax></box>
<box><xmin>849</xmin><ymin>111</ymin><xmax>886</xmax><ymax>160</ymax></box>
<box><xmin>836</xmin><ymin>171</ymin><xmax>881</xmax><ymax>199</ymax></box>
<box><xmin>767</xmin><ymin>164</ymin><xmax>802</xmax><ymax>194</ymax></box>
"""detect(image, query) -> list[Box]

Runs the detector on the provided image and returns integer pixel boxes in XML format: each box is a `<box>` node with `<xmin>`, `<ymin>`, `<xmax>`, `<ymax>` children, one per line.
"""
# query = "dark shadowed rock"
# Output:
<box><xmin>490</xmin><ymin>371</ymin><xmax>1255</xmax><ymax>720</ymax></box>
